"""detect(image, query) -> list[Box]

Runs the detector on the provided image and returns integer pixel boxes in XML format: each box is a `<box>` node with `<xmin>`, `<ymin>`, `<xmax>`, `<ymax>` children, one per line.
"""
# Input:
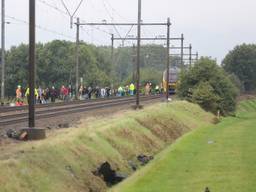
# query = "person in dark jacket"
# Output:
<box><xmin>50</xmin><ymin>86</ymin><xmax>57</xmax><ymax>103</ymax></box>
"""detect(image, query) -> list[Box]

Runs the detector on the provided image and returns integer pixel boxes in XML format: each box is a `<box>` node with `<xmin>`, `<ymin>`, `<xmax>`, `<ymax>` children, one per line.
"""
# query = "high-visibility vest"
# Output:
<box><xmin>129</xmin><ymin>84</ymin><xmax>135</xmax><ymax>91</ymax></box>
<box><xmin>25</xmin><ymin>88</ymin><xmax>39</xmax><ymax>97</ymax></box>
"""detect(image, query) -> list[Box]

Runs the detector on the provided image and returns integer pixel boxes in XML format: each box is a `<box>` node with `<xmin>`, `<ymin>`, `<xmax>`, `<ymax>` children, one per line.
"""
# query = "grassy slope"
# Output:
<box><xmin>0</xmin><ymin>101</ymin><xmax>214</xmax><ymax>192</ymax></box>
<box><xmin>111</xmin><ymin>99</ymin><xmax>256</xmax><ymax>192</ymax></box>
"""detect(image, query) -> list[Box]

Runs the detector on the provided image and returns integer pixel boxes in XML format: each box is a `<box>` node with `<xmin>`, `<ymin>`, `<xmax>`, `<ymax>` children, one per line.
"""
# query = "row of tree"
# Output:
<box><xmin>178</xmin><ymin>43</ymin><xmax>256</xmax><ymax>115</ymax></box>
<box><xmin>0</xmin><ymin>40</ymin><xmax>171</xmax><ymax>97</ymax></box>
<box><xmin>1</xmin><ymin>40</ymin><xmax>255</xmax><ymax>115</ymax></box>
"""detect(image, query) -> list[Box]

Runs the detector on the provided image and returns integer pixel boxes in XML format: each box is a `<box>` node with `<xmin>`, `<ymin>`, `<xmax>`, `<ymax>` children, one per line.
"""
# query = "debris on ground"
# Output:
<box><xmin>137</xmin><ymin>154</ymin><xmax>154</xmax><ymax>166</ymax></box>
<box><xmin>6</xmin><ymin>129</ymin><xmax>28</xmax><ymax>141</ymax></box>
<box><xmin>128</xmin><ymin>160</ymin><xmax>138</xmax><ymax>171</ymax></box>
<box><xmin>6</xmin><ymin>129</ymin><xmax>20</xmax><ymax>140</ymax></box>
<box><xmin>93</xmin><ymin>161</ymin><xmax>127</xmax><ymax>186</ymax></box>
<box><xmin>58</xmin><ymin>123</ymin><xmax>70</xmax><ymax>129</ymax></box>
<box><xmin>208</xmin><ymin>140</ymin><xmax>215</xmax><ymax>144</ymax></box>
<box><xmin>65</xmin><ymin>165</ymin><xmax>79</xmax><ymax>179</ymax></box>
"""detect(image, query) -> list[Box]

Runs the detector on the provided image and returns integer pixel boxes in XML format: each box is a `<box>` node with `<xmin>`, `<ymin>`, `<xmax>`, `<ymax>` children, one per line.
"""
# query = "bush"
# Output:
<box><xmin>177</xmin><ymin>57</ymin><xmax>238</xmax><ymax>115</ymax></box>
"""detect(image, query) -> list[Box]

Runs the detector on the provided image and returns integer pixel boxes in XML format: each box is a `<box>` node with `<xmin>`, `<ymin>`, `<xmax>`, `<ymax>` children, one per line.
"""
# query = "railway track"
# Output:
<box><xmin>0</xmin><ymin>95</ymin><xmax>135</xmax><ymax>113</ymax></box>
<box><xmin>0</xmin><ymin>95</ymin><xmax>162</xmax><ymax>127</ymax></box>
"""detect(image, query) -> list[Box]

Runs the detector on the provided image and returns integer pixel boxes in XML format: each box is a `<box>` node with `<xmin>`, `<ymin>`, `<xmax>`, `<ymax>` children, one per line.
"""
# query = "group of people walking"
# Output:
<box><xmin>14</xmin><ymin>82</ymin><xmax>161</xmax><ymax>106</ymax></box>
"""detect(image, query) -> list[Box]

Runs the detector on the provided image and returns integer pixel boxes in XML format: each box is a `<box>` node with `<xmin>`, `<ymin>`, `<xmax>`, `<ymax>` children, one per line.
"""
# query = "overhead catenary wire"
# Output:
<box><xmin>101</xmin><ymin>0</ymin><xmax>122</xmax><ymax>38</ymax></box>
<box><xmin>38</xmin><ymin>0</ymin><xmax>68</xmax><ymax>16</ymax></box>
<box><xmin>5</xmin><ymin>15</ymin><xmax>75</xmax><ymax>40</ymax></box>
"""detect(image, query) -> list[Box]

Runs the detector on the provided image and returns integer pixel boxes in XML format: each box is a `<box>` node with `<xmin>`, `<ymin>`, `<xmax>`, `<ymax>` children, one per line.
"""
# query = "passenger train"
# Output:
<box><xmin>162</xmin><ymin>67</ymin><xmax>180</xmax><ymax>94</ymax></box>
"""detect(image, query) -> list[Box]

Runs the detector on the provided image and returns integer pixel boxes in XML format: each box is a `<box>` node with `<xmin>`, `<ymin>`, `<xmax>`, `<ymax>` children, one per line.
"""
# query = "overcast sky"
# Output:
<box><xmin>3</xmin><ymin>0</ymin><xmax>256</xmax><ymax>62</ymax></box>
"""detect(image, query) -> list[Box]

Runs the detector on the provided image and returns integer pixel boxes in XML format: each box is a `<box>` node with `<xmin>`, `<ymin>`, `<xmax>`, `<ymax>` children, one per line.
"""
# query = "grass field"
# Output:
<box><xmin>0</xmin><ymin>101</ymin><xmax>214</xmax><ymax>192</ymax></box>
<box><xmin>111</xmin><ymin>99</ymin><xmax>256</xmax><ymax>192</ymax></box>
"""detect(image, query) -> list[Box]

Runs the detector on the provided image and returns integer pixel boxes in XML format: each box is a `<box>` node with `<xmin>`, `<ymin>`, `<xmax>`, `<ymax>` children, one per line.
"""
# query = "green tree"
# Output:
<box><xmin>222</xmin><ymin>44</ymin><xmax>256</xmax><ymax>92</ymax></box>
<box><xmin>177</xmin><ymin>57</ymin><xmax>238</xmax><ymax>115</ymax></box>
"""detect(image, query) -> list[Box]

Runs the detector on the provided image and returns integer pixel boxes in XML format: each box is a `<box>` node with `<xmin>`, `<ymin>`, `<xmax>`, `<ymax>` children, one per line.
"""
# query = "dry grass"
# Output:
<box><xmin>0</xmin><ymin>101</ymin><xmax>214</xmax><ymax>192</ymax></box>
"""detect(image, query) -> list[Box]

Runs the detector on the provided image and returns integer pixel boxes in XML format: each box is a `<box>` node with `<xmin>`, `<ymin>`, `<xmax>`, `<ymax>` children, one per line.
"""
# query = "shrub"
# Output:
<box><xmin>177</xmin><ymin>57</ymin><xmax>238</xmax><ymax>115</ymax></box>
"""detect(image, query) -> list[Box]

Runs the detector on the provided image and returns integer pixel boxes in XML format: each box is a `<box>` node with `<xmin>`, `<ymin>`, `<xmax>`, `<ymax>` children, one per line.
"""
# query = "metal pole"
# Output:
<box><xmin>29</xmin><ymin>0</ymin><xmax>36</xmax><ymax>128</ymax></box>
<box><xmin>136</xmin><ymin>0</ymin><xmax>141</xmax><ymax>108</ymax></box>
<box><xmin>111</xmin><ymin>34</ymin><xmax>114</xmax><ymax>66</ymax></box>
<box><xmin>181</xmin><ymin>33</ymin><xmax>184</xmax><ymax>69</ymax></box>
<box><xmin>1</xmin><ymin>0</ymin><xmax>5</xmax><ymax>100</ymax></box>
<box><xmin>111</xmin><ymin>34</ymin><xmax>114</xmax><ymax>87</ymax></box>
<box><xmin>132</xmin><ymin>44</ymin><xmax>136</xmax><ymax>83</ymax></box>
<box><xmin>196</xmin><ymin>51</ymin><xmax>199</xmax><ymax>61</ymax></box>
<box><xmin>189</xmin><ymin>44</ymin><xmax>192</xmax><ymax>67</ymax></box>
<box><xmin>75</xmin><ymin>18</ymin><xmax>80</xmax><ymax>99</ymax></box>
<box><xmin>166</xmin><ymin>18</ymin><xmax>170</xmax><ymax>101</ymax></box>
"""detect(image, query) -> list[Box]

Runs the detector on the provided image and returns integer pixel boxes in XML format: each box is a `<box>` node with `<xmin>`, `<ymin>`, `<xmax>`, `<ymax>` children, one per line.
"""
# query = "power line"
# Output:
<box><xmin>101</xmin><ymin>0</ymin><xmax>122</xmax><ymax>38</ymax></box>
<box><xmin>38</xmin><ymin>0</ymin><xmax>68</xmax><ymax>16</ymax></box>
<box><xmin>5</xmin><ymin>15</ymin><xmax>75</xmax><ymax>40</ymax></box>
<box><xmin>38</xmin><ymin>0</ymin><xmax>112</xmax><ymax>38</ymax></box>
<box><xmin>103</xmin><ymin>0</ymin><xmax>128</xmax><ymax>21</ymax></box>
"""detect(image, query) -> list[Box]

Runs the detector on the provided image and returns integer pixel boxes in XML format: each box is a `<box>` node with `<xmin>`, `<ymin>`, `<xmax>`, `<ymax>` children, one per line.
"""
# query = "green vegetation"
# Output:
<box><xmin>177</xmin><ymin>57</ymin><xmax>238</xmax><ymax>115</ymax></box>
<box><xmin>0</xmin><ymin>101</ymin><xmax>214</xmax><ymax>192</ymax></box>
<box><xmin>111</xmin><ymin>99</ymin><xmax>256</xmax><ymax>192</ymax></box>
<box><xmin>222</xmin><ymin>44</ymin><xmax>256</xmax><ymax>92</ymax></box>
<box><xmin>2</xmin><ymin>41</ymin><xmax>172</xmax><ymax>97</ymax></box>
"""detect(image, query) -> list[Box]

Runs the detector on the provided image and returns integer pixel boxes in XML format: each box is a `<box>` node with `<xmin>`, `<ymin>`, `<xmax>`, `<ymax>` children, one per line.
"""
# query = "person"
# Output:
<box><xmin>16</xmin><ymin>85</ymin><xmax>22</xmax><ymax>100</ymax></box>
<box><xmin>129</xmin><ymin>83</ymin><xmax>135</xmax><ymax>96</ymax></box>
<box><xmin>68</xmin><ymin>84</ymin><xmax>73</xmax><ymax>99</ymax></box>
<box><xmin>45</xmin><ymin>88</ymin><xmax>50</xmax><ymax>103</ymax></box>
<box><xmin>25</xmin><ymin>87</ymin><xmax>39</xmax><ymax>104</ymax></box>
<box><xmin>16</xmin><ymin>85</ymin><xmax>23</xmax><ymax>106</ymax></box>
<box><xmin>83</xmin><ymin>86</ymin><xmax>89</xmax><ymax>99</ymax></box>
<box><xmin>38</xmin><ymin>86</ymin><xmax>43</xmax><ymax>103</ymax></box>
<box><xmin>106</xmin><ymin>87</ymin><xmax>111</xmax><ymax>97</ymax></box>
<box><xmin>79</xmin><ymin>85</ymin><xmax>84</xmax><ymax>100</ymax></box>
<box><xmin>100</xmin><ymin>87</ymin><xmax>106</xmax><ymax>98</ymax></box>
<box><xmin>145</xmin><ymin>83</ymin><xmax>150</xmax><ymax>95</ymax></box>
<box><xmin>50</xmin><ymin>86</ymin><xmax>57</xmax><ymax>103</ymax></box>
<box><xmin>118</xmin><ymin>86</ymin><xmax>124</xmax><ymax>97</ymax></box>
<box><xmin>63</xmin><ymin>86</ymin><xmax>69</xmax><ymax>102</ymax></box>
<box><xmin>88</xmin><ymin>86</ymin><xmax>92</xmax><ymax>99</ymax></box>
<box><xmin>60</xmin><ymin>85</ymin><xmax>66</xmax><ymax>100</ymax></box>
<box><xmin>95</xmin><ymin>86</ymin><xmax>100</xmax><ymax>98</ymax></box>
<box><xmin>155</xmin><ymin>85</ymin><xmax>160</xmax><ymax>94</ymax></box>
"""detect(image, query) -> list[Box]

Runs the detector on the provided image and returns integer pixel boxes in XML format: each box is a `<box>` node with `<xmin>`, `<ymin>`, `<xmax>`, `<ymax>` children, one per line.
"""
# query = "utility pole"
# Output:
<box><xmin>136</xmin><ymin>0</ymin><xmax>141</xmax><ymax>108</ymax></box>
<box><xmin>111</xmin><ymin>34</ymin><xmax>115</xmax><ymax>88</ymax></box>
<box><xmin>29</xmin><ymin>0</ymin><xmax>36</xmax><ymax>128</ymax></box>
<box><xmin>196</xmin><ymin>51</ymin><xmax>199</xmax><ymax>61</ymax></box>
<box><xmin>75</xmin><ymin>17</ymin><xmax>80</xmax><ymax>99</ymax></box>
<box><xmin>20</xmin><ymin>0</ymin><xmax>45</xmax><ymax>140</ymax></box>
<box><xmin>166</xmin><ymin>17</ymin><xmax>170</xmax><ymax>101</ymax></box>
<box><xmin>1</xmin><ymin>0</ymin><xmax>5</xmax><ymax>100</ymax></box>
<box><xmin>181</xmin><ymin>33</ymin><xmax>184</xmax><ymax>69</ymax></box>
<box><xmin>189</xmin><ymin>44</ymin><xmax>192</xmax><ymax>67</ymax></box>
<box><xmin>132</xmin><ymin>44</ymin><xmax>136</xmax><ymax>83</ymax></box>
<box><xmin>111</xmin><ymin>34</ymin><xmax>114</xmax><ymax>67</ymax></box>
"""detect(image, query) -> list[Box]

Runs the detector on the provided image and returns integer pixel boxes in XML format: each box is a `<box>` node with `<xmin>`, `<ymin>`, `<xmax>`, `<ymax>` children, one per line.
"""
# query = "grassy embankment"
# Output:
<box><xmin>111</xmin><ymin>99</ymin><xmax>256</xmax><ymax>192</ymax></box>
<box><xmin>0</xmin><ymin>101</ymin><xmax>214</xmax><ymax>192</ymax></box>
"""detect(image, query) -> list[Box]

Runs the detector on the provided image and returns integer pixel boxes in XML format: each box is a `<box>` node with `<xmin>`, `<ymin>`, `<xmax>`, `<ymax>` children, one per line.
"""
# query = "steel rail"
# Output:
<box><xmin>0</xmin><ymin>95</ymin><xmax>140</xmax><ymax>113</ymax></box>
<box><xmin>1</xmin><ymin>96</ymin><xmax>146</xmax><ymax>119</ymax></box>
<box><xmin>0</xmin><ymin>95</ymin><xmax>161</xmax><ymax>127</ymax></box>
